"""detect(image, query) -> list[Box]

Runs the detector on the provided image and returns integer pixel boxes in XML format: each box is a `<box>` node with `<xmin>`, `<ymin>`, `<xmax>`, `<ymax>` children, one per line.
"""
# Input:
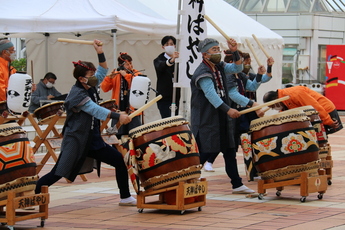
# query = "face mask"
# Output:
<box><xmin>46</xmin><ymin>82</ymin><xmax>54</xmax><ymax>88</ymax></box>
<box><xmin>243</xmin><ymin>64</ymin><xmax>251</xmax><ymax>74</ymax></box>
<box><xmin>84</xmin><ymin>76</ymin><xmax>98</xmax><ymax>87</ymax></box>
<box><xmin>164</xmin><ymin>46</ymin><xmax>175</xmax><ymax>55</ymax></box>
<box><xmin>6</xmin><ymin>50</ymin><xmax>16</xmax><ymax>62</ymax></box>
<box><xmin>208</xmin><ymin>53</ymin><xmax>222</xmax><ymax>64</ymax></box>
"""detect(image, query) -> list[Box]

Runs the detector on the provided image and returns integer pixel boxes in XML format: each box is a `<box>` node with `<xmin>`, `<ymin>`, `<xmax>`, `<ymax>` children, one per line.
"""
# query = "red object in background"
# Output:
<box><xmin>325</xmin><ymin>45</ymin><xmax>345</xmax><ymax>110</ymax></box>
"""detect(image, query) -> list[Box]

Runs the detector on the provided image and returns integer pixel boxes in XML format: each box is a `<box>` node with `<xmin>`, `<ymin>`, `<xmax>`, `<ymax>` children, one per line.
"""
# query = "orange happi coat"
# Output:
<box><xmin>278</xmin><ymin>86</ymin><xmax>335</xmax><ymax>126</ymax></box>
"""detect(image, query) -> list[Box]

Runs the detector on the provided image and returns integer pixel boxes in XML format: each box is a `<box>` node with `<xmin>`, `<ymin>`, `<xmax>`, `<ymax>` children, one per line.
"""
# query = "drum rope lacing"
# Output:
<box><xmin>249</xmin><ymin>113</ymin><xmax>309</xmax><ymax>132</ymax></box>
<box><xmin>143</xmin><ymin>170</ymin><xmax>201</xmax><ymax>190</ymax></box>
<box><xmin>259</xmin><ymin>160</ymin><xmax>320</xmax><ymax>180</ymax></box>
<box><xmin>0</xmin><ymin>125</ymin><xmax>25</xmax><ymax>136</ymax></box>
<box><xmin>0</xmin><ymin>179</ymin><xmax>37</xmax><ymax>193</ymax></box>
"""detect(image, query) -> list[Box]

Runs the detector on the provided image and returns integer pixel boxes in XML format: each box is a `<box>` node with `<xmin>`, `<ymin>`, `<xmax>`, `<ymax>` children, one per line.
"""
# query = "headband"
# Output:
<box><xmin>72</xmin><ymin>60</ymin><xmax>96</xmax><ymax>71</ymax></box>
<box><xmin>0</xmin><ymin>41</ymin><xmax>14</xmax><ymax>52</ymax></box>
<box><xmin>119</xmin><ymin>52</ymin><xmax>129</xmax><ymax>62</ymax></box>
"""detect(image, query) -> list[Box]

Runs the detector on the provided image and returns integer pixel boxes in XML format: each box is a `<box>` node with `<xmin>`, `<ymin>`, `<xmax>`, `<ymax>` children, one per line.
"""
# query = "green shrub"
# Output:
<box><xmin>11</xmin><ymin>58</ymin><xmax>27</xmax><ymax>72</ymax></box>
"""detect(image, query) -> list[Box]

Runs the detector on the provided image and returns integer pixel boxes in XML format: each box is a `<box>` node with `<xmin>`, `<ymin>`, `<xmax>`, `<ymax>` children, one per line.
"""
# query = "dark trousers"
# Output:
<box><xmin>35</xmin><ymin>144</ymin><xmax>131</xmax><ymax>199</ymax></box>
<box><xmin>157</xmin><ymin>100</ymin><xmax>180</xmax><ymax>118</ymax></box>
<box><xmin>200</xmin><ymin>148</ymin><xmax>243</xmax><ymax>189</ymax></box>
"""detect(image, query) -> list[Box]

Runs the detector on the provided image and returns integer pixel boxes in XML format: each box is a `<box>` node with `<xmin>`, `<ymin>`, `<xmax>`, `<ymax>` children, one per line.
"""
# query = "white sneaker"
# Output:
<box><xmin>204</xmin><ymin>162</ymin><xmax>215</xmax><ymax>172</ymax></box>
<box><xmin>232</xmin><ymin>185</ymin><xmax>255</xmax><ymax>194</ymax></box>
<box><xmin>119</xmin><ymin>196</ymin><xmax>137</xmax><ymax>206</ymax></box>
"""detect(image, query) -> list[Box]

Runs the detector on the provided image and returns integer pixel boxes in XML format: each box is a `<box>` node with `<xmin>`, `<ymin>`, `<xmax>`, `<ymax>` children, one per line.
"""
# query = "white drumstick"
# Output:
<box><xmin>129</xmin><ymin>95</ymin><xmax>162</xmax><ymax>118</ymax></box>
<box><xmin>239</xmin><ymin>96</ymin><xmax>290</xmax><ymax>115</ymax></box>
<box><xmin>57</xmin><ymin>38</ymin><xmax>103</xmax><ymax>46</ymax></box>
<box><xmin>245</xmin><ymin>39</ymin><xmax>262</xmax><ymax>66</ymax></box>
<box><xmin>252</xmin><ymin>34</ymin><xmax>270</xmax><ymax>58</ymax></box>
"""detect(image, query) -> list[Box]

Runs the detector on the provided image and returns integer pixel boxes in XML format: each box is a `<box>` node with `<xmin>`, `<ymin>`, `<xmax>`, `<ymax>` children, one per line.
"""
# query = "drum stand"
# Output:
<box><xmin>137</xmin><ymin>178</ymin><xmax>207</xmax><ymax>215</ymax></box>
<box><xmin>257</xmin><ymin>170</ymin><xmax>328</xmax><ymax>202</ymax></box>
<box><xmin>27</xmin><ymin>113</ymin><xmax>88</xmax><ymax>182</ymax></box>
<box><xmin>0</xmin><ymin>186</ymin><xmax>49</xmax><ymax>230</ymax></box>
<box><xmin>319</xmin><ymin>144</ymin><xmax>333</xmax><ymax>185</ymax></box>
<box><xmin>0</xmin><ymin>112</ymin><xmax>28</xmax><ymax>125</ymax></box>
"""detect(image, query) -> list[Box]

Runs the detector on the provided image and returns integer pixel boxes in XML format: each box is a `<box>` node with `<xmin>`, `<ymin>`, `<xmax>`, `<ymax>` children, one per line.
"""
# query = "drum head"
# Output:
<box><xmin>129</xmin><ymin>116</ymin><xmax>188</xmax><ymax>139</ymax></box>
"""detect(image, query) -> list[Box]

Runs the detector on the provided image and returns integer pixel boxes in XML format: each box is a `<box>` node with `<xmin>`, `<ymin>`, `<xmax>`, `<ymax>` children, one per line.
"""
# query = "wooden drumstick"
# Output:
<box><xmin>57</xmin><ymin>38</ymin><xmax>103</xmax><ymax>46</ymax></box>
<box><xmin>252</xmin><ymin>34</ymin><xmax>270</xmax><ymax>58</ymax></box>
<box><xmin>115</xmin><ymin>95</ymin><xmax>163</xmax><ymax>129</ymax></box>
<box><xmin>204</xmin><ymin>15</ymin><xmax>236</xmax><ymax>46</ymax></box>
<box><xmin>129</xmin><ymin>95</ymin><xmax>162</xmax><ymax>118</ymax></box>
<box><xmin>262</xmin><ymin>107</ymin><xmax>270</xmax><ymax>113</ymax></box>
<box><xmin>245</xmin><ymin>39</ymin><xmax>262</xmax><ymax>66</ymax></box>
<box><xmin>238</xmin><ymin>96</ymin><xmax>290</xmax><ymax>115</ymax></box>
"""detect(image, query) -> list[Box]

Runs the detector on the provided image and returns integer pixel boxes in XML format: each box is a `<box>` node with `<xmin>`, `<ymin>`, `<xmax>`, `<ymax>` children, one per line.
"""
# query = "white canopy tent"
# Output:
<box><xmin>1</xmin><ymin>0</ymin><xmax>284</xmax><ymax>121</ymax></box>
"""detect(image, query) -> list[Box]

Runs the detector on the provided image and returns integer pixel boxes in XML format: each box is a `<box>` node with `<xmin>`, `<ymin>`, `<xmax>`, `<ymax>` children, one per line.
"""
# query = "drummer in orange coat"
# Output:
<box><xmin>100</xmin><ymin>52</ymin><xmax>142</xmax><ymax>137</ymax></box>
<box><xmin>263</xmin><ymin>85</ymin><xmax>342</xmax><ymax>134</ymax></box>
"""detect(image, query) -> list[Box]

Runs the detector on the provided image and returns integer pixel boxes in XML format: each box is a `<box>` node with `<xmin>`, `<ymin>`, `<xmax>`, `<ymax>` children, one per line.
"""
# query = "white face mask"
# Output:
<box><xmin>272</xmin><ymin>104</ymin><xmax>283</xmax><ymax>111</ymax></box>
<box><xmin>6</xmin><ymin>50</ymin><xmax>16</xmax><ymax>62</ymax></box>
<box><xmin>46</xmin><ymin>82</ymin><xmax>54</xmax><ymax>88</ymax></box>
<box><xmin>164</xmin><ymin>46</ymin><xmax>175</xmax><ymax>55</ymax></box>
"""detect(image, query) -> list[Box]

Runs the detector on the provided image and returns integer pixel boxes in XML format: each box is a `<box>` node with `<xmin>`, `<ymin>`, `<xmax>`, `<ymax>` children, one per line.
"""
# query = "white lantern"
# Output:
<box><xmin>129</xmin><ymin>76</ymin><xmax>151</xmax><ymax>109</ymax></box>
<box><xmin>7</xmin><ymin>73</ymin><xmax>32</xmax><ymax>113</ymax></box>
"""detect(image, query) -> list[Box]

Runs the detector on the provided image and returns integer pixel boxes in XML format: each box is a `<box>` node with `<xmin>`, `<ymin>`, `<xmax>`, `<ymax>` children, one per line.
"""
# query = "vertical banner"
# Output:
<box><xmin>176</xmin><ymin>0</ymin><xmax>207</xmax><ymax>87</ymax></box>
<box><xmin>325</xmin><ymin>45</ymin><xmax>345</xmax><ymax>110</ymax></box>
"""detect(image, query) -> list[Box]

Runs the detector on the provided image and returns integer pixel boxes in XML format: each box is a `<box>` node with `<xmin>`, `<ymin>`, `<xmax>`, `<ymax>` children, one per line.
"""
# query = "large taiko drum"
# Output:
<box><xmin>129</xmin><ymin>116</ymin><xmax>201</xmax><ymax>190</ymax></box>
<box><xmin>0</xmin><ymin>123</ymin><xmax>38</xmax><ymax>199</ymax></box>
<box><xmin>289</xmin><ymin>106</ymin><xmax>329</xmax><ymax>159</ymax></box>
<box><xmin>34</xmin><ymin>101</ymin><xmax>65</xmax><ymax>125</ymax></box>
<box><xmin>249</xmin><ymin>109</ymin><xmax>320</xmax><ymax>181</ymax></box>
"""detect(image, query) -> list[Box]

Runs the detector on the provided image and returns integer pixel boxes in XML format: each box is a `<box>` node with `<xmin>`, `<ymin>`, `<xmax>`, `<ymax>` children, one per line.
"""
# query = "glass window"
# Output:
<box><xmin>287</xmin><ymin>0</ymin><xmax>311</xmax><ymax>12</ymax></box>
<box><xmin>318</xmin><ymin>45</ymin><xmax>327</xmax><ymax>83</ymax></box>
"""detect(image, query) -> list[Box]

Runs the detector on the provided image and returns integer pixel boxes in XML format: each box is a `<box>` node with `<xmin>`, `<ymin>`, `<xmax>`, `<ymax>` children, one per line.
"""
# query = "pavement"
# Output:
<box><xmin>2</xmin><ymin>116</ymin><xmax>345</xmax><ymax>230</ymax></box>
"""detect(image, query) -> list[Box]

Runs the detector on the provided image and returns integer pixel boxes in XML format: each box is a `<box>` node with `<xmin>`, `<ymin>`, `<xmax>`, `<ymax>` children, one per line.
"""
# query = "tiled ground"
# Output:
<box><xmin>2</xmin><ymin>116</ymin><xmax>345</xmax><ymax>230</ymax></box>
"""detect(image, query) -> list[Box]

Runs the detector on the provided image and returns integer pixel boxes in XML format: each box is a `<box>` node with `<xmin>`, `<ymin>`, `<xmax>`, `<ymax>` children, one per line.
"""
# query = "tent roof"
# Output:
<box><xmin>122</xmin><ymin>0</ymin><xmax>284</xmax><ymax>47</ymax></box>
<box><xmin>0</xmin><ymin>0</ymin><xmax>175</xmax><ymax>36</ymax></box>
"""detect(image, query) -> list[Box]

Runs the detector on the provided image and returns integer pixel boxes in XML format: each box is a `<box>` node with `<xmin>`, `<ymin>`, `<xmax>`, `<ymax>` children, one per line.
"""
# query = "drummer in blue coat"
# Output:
<box><xmin>35</xmin><ymin>39</ymin><xmax>137</xmax><ymax>206</ymax></box>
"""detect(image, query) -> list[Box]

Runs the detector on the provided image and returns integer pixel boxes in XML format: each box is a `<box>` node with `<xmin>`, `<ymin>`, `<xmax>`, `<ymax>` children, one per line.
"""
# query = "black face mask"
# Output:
<box><xmin>84</xmin><ymin>76</ymin><xmax>98</xmax><ymax>87</ymax></box>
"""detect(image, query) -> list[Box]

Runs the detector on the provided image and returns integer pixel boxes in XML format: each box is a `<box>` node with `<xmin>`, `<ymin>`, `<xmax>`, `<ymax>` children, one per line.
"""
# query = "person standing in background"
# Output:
<box><xmin>153</xmin><ymin>35</ymin><xmax>181</xmax><ymax>118</ymax></box>
<box><xmin>0</xmin><ymin>39</ymin><xmax>16</xmax><ymax>101</ymax></box>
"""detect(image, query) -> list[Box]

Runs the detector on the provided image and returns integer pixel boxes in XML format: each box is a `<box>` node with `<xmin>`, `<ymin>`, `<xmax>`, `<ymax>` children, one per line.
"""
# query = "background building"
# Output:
<box><xmin>225</xmin><ymin>0</ymin><xmax>345</xmax><ymax>96</ymax></box>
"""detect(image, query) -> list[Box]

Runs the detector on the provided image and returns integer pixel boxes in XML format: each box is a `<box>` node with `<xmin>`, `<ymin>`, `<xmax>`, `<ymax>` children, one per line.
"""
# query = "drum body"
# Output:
<box><xmin>0</xmin><ymin>123</ymin><xmax>37</xmax><ymax>199</ymax></box>
<box><xmin>34</xmin><ymin>101</ymin><xmax>64</xmax><ymax>124</ymax></box>
<box><xmin>289</xmin><ymin>106</ymin><xmax>329</xmax><ymax>159</ymax></box>
<box><xmin>99</xmin><ymin>99</ymin><xmax>118</xmax><ymax>111</ymax></box>
<box><xmin>250</xmin><ymin>110</ymin><xmax>320</xmax><ymax>181</ymax></box>
<box><xmin>129</xmin><ymin>116</ymin><xmax>201</xmax><ymax>190</ymax></box>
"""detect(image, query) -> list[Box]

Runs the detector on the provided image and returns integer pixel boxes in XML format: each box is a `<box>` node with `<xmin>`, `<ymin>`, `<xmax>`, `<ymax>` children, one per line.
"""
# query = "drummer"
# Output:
<box><xmin>28</xmin><ymin>72</ymin><xmax>62</xmax><ymax>113</ymax></box>
<box><xmin>263</xmin><ymin>85</ymin><xmax>342</xmax><ymax>134</ymax></box>
<box><xmin>190</xmin><ymin>37</ymin><xmax>256</xmax><ymax>194</ymax></box>
<box><xmin>100</xmin><ymin>52</ymin><xmax>143</xmax><ymax>138</ymax></box>
<box><xmin>0</xmin><ymin>38</ymin><xmax>16</xmax><ymax>101</ymax></box>
<box><xmin>35</xmin><ymin>39</ymin><xmax>137</xmax><ymax>206</ymax></box>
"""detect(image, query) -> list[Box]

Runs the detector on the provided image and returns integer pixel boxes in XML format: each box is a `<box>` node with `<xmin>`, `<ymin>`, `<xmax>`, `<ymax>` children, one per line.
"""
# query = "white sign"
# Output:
<box><xmin>177</xmin><ymin>0</ymin><xmax>207</xmax><ymax>87</ymax></box>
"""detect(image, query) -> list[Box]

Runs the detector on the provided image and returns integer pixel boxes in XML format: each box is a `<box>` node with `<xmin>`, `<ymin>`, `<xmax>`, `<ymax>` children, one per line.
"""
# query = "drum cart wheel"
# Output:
<box><xmin>198</xmin><ymin>207</ymin><xmax>202</xmax><ymax>211</ymax></box>
<box><xmin>258</xmin><ymin>193</ymin><xmax>264</xmax><ymax>200</ymax></box>
<box><xmin>40</xmin><ymin>219</ymin><xmax>45</xmax><ymax>227</ymax></box>
<box><xmin>276</xmin><ymin>190</ymin><xmax>281</xmax><ymax>197</ymax></box>
<box><xmin>180</xmin><ymin>210</ymin><xmax>185</xmax><ymax>215</ymax></box>
<box><xmin>327</xmin><ymin>180</ymin><xmax>332</xmax><ymax>186</ymax></box>
<box><xmin>138</xmin><ymin>209</ymin><xmax>143</xmax><ymax>213</ymax></box>
<box><xmin>317</xmin><ymin>193</ymin><xmax>324</xmax><ymax>200</ymax></box>
<box><xmin>300</xmin><ymin>196</ymin><xmax>306</xmax><ymax>202</ymax></box>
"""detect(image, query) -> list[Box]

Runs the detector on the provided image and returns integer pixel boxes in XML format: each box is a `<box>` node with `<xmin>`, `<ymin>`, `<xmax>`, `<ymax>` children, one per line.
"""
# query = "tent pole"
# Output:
<box><xmin>171</xmin><ymin>0</ymin><xmax>182</xmax><ymax>117</ymax></box>
<box><xmin>112</xmin><ymin>29</ymin><xmax>117</xmax><ymax>69</ymax></box>
<box><xmin>44</xmin><ymin>33</ymin><xmax>49</xmax><ymax>73</ymax></box>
